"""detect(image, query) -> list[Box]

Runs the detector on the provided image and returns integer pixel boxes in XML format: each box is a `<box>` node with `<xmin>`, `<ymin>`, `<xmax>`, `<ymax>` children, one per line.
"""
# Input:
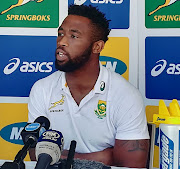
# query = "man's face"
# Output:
<box><xmin>55</xmin><ymin>15</ymin><xmax>94</xmax><ymax>72</ymax></box>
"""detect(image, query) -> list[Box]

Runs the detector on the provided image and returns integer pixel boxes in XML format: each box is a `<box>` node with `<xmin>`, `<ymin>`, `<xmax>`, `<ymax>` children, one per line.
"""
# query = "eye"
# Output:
<box><xmin>71</xmin><ymin>34</ymin><xmax>78</xmax><ymax>39</ymax></box>
<box><xmin>58</xmin><ymin>32</ymin><xmax>64</xmax><ymax>37</ymax></box>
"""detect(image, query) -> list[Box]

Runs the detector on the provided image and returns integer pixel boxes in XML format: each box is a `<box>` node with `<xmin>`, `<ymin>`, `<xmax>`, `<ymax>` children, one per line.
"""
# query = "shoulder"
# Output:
<box><xmin>30</xmin><ymin>71</ymin><xmax>63</xmax><ymax>92</ymax></box>
<box><xmin>106</xmin><ymin>69</ymin><xmax>144</xmax><ymax>120</ymax></box>
<box><xmin>34</xmin><ymin>71</ymin><xmax>62</xmax><ymax>86</ymax></box>
<box><xmin>108</xmin><ymin>70</ymin><xmax>142</xmax><ymax>103</ymax></box>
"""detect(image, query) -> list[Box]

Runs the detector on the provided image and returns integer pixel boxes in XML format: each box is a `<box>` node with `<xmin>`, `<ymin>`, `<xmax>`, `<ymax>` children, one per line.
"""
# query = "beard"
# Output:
<box><xmin>55</xmin><ymin>44</ymin><xmax>93</xmax><ymax>72</ymax></box>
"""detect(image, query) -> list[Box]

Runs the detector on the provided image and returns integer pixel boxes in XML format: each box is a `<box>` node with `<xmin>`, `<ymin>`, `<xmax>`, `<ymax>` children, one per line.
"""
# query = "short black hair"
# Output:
<box><xmin>68</xmin><ymin>4</ymin><xmax>111</xmax><ymax>43</ymax></box>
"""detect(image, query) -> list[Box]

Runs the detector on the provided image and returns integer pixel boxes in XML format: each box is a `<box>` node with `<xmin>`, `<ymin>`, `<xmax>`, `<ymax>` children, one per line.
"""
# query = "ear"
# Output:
<box><xmin>92</xmin><ymin>40</ymin><xmax>105</xmax><ymax>54</ymax></box>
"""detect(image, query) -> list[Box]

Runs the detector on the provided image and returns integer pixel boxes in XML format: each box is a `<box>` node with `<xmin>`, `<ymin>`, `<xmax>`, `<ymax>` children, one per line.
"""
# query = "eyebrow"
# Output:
<box><xmin>70</xmin><ymin>29</ymin><xmax>81</xmax><ymax>35</ymax></box>
<box><xmin>58</xmin><ymin>27</ymin><xmax>81</xmax><ymax>35</ymax></box>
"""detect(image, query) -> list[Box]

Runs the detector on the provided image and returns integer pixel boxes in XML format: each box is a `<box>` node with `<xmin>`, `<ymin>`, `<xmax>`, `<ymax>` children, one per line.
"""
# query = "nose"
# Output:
<box><xmin>57</xmin><ymin>36</ymin><xmax>68</xmax><ymax>47</ymax></box>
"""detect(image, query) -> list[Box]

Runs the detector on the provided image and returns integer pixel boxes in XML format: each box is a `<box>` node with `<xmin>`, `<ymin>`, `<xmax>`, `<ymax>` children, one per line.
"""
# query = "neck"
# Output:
<box><xmin>64</xmin><ymin>56</ymin><xmax>100</xmax><ymax>105</ymax></box>
<box><xmin>65</xmin><ymin>60</ymin><xmax>100</xmax><ymax>88</ymax></box>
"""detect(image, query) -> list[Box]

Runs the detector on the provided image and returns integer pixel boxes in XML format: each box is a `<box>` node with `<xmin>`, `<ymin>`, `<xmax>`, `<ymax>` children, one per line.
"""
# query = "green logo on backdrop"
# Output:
<box><xmin>145</xmin><ymin>0</ymin><xmax>180</xmax><ymax>28</ymax></box>
<box><xmin>0</xmin><ymin>0</ymin><xmax>59</xmax><ymax>28</ymax></box>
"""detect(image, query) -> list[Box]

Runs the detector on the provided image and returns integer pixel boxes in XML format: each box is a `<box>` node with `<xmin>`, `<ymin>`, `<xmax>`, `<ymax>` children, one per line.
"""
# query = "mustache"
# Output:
<box><xmin>56</xmin><ymin>46</ymin><xmax>66</xmax><ymax>54</ymax></box>
<box><xmin>55</xmin><ymin>46</ymin><xmax>71</xmax><ymax>60</ymax></box>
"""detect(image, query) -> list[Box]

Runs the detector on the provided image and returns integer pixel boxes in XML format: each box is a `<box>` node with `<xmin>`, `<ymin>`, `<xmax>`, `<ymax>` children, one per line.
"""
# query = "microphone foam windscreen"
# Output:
<box><xmin>36</xmin><ymin>129</ymin><xmax>64</xmax><ymax>165</ymax></box>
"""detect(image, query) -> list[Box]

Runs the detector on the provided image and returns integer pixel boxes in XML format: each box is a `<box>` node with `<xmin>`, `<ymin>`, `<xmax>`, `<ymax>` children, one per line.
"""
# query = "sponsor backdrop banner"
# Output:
<box><xmin>0</xmin><ymin>0</ymin><xmax>139</xmax><ymax>162</ymax></box>
<box><xmin>0</xmin><ymin>0</ymin><xmax>59</xmax><ymax>28</ymax></box>
<box><xmin>145</xmin><ymin>0</ymin><xmax>180</xmax><ymax>28</ymax></box>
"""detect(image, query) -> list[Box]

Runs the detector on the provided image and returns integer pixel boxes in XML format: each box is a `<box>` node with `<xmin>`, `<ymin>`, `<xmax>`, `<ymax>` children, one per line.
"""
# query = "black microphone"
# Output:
<box><xmin>65</xmin><ymin>140</ymin><xmax>76</xmax><ymax>169</ymax></box>
<box><xmin>21</xmin><ymin>116</ymin><xmax>50</xmax><ymax>148</ymax></box>
<box><xmin>13</xmin><ymin>116</ymin><xmax>50</xmax><ymax>164</ymax></box>
<box><xmin>1</xmin><ymin>116</ymin><xmax>50</xmax><ymax>169</ymax></box>
<box><xmin>35</xmin><ymin>129</ymin><xmax>64</xmax><ymax>169</ymax></box>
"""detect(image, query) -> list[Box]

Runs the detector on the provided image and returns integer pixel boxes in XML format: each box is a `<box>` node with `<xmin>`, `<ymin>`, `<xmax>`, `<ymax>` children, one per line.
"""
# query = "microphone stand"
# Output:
<box><xmin>58</xmin><ymin>140</ymin><xmax>76</xmax><ymax>169</ymax></box>
<box><xmin>65</xmin><ymin>141</ymin><xmax>76</xmax><ymax>169</ymax></box>
<box><xmin>1</xmin><ymin>138</ymin><xmax>35</xmax><ymax>169</ymax></box>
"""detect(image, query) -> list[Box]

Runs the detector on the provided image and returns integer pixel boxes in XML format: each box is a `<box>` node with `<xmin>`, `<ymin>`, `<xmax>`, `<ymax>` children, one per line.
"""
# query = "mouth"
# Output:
<box><xmin>56</xmin><ymin>49</ymin><xmax>68</xmax><ymax>61</ymax></box>
<box><xmin>58</xmin><ymin>51</ymin><xmax>64</xmax><ymax>58</ymax></box>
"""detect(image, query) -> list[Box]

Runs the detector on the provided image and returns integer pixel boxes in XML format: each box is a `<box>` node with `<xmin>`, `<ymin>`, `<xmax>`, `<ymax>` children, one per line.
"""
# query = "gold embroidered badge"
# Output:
<box><xmin>49</xmin><ymin>94</ymin><xmax>65</xmax><ymax>110</ymax></box>
<box><xmin>95</xmin><ymin>100</ymin><xmax>106</xmax><ymax>119</ymax></box>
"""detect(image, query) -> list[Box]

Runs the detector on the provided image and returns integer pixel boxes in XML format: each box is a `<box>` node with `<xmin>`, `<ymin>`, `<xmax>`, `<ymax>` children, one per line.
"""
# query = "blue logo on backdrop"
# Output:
<box><xmin>145</xmin><ymin>37</ymin><xmax>180</xmax><ymax>100</ymax></box>
<box><xmin>0</xmin><ymin>35</ymin><xmax>56</xmax><ymax>97</ymax></box>
<box><xmin>69</xmin><ymin>0</ymin><xmax>130</xmax><ymax>29</ymax></box>
<box><xmin>0</xmin><ymin>122</ymin><xmax>27</xmax><ymax>145</ymax></box>
<box><xmin>100</xmin><ymin>56</ymin><xmax>127</xmax><ymax>75</ymax></box>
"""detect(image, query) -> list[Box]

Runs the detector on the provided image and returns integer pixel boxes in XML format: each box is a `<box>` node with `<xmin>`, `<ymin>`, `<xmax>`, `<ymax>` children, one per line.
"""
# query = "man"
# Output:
<box><xmin>28</xmin><ymin>4</ymin><xmax>149</xmax><ymax>167</ymax></box>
